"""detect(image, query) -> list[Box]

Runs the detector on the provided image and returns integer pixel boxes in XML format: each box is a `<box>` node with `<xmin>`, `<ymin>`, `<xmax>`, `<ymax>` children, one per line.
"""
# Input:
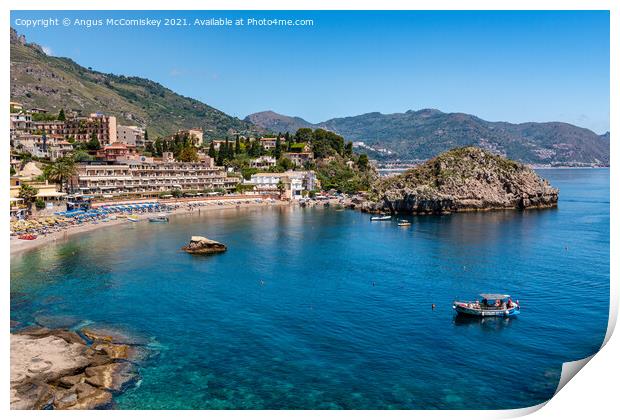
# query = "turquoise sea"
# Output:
<box><xmin>10</xmin><ymin>169</ymin><xmax>610</xmax><ymax>409</ymax></box>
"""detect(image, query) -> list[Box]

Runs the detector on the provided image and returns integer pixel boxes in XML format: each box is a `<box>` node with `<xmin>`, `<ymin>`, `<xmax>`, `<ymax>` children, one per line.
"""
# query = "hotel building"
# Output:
<box><xmin>73</xmin><ymin>159</ymin><xmax>239</xmax><ymax>197</ymax></box>
<box><xmin>248</xmin><ymin>171</ymin><xmax>318</xmax><ymax>200</ymax></box>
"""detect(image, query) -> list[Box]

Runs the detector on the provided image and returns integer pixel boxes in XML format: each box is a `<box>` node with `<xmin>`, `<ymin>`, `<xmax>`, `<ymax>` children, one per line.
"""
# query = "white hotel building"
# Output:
<box><xmin>249</xmin><ymin>171</ymin><xmax>318</xmax><ymax>200</ymax></box>
<box><xmin>73</xmin><ymin>160</ymin><xmax>239</xmax><ymax>197</ymax></box>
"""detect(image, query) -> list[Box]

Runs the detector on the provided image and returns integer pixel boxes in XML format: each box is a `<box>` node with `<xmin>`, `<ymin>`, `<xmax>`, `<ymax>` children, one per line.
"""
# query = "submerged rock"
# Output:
<box><xmin>84</xmin><ymin>362</ymin><xmax>137</xmax><ymax>392</ymax></box>
<box><xmin>181</xmin><ymin>235</ymin><xmax>227</xmax><ymax>254</ymax></box>
<box><xmin>366</xmin><ymin>147</ymin><xmax>559</xmax><ymax>215</ymax></box>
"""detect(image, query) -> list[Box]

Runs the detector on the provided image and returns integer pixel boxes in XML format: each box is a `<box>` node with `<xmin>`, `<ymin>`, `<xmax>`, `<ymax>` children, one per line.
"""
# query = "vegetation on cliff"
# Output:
<box><xmin>366</xmin><ymin>147</ymin><xmax>558</xmax><ymax>214</ymax></box>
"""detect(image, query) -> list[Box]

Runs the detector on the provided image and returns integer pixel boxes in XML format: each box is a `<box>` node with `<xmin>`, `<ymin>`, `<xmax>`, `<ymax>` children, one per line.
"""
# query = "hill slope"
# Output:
<box><xmin>10</xmin><ymin>28</ymin><xmax>259</xmax><ymax>139</ymax></box>
<box><xmin>245</xmin><ymin>108</ymin><xmax>609</xmax><ymax>166</ymax></box>
<box><xmin>244</xmin><ymin>111</ymin><xmax>317</xmax><ymax>134</ymax></box>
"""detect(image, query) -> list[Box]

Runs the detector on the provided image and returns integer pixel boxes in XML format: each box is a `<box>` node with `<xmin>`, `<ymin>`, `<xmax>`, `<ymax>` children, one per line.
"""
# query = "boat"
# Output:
<box><xmin>127</xmin><ymin>216</ymin><xmax>140</xmax><ymax>223</ymax></box>
<box><xmin>452</xmin><ymin>294</ymin><xmax>520</xmax><ymax>317</ymax></box>
<box><xmin>397</xmin><ymin>220</ymin><xmax>411</xmax><ymax>226</ymax></box>
<box><xmin>370</xmin><ymin>214</ymin><xmax>391</xmax><ymax>221</ymax></box>
<box><xmin>149</xmin><ymin>215</ymin><xmax>169</xmax><ymax>223</ymax></box>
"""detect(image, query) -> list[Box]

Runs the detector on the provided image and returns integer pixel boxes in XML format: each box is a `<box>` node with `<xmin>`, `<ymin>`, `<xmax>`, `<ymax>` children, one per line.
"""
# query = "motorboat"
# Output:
<box><xmin>397</xmin><ymin>220</ymin><xmax>411</xmax><ymax>226</ymax></box>
<box><xmin>370</xmin><ymin>214</ymin><xmax>391</xmax><ymax>221</ymax></box>
<box><xmin>452</xmin><ymin>294</ymin><xmax>520</xmax><ymax>317</ymax></box>
<box><xmin>149</xmin><ymin>215</ymin><xmax>169</xmax><ymax>223</ymax></box>
<box><xmin>127</xmin><ymin>216</ymin><xmax>140</xmax><ymax>223</ymax></box>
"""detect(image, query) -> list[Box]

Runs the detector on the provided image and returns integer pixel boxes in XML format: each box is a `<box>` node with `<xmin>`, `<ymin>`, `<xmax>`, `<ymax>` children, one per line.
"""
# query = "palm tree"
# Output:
<box><xmin>18</xmin><ymin>184</ymin><xmax>39</xmax><ymax>212</ymax></box>
<box><xmin>276</xmin><ymin>180</ymin><xmax>286</xmax><ymax>198</ymax></box>
<box><xmin>44</xmin><ymin>156</ymin><xmax>77</xmax><ymax>192</ymax></box>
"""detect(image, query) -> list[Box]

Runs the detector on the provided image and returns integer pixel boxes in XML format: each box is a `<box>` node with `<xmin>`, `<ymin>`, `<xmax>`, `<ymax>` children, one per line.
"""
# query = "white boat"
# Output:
<box><xmin>453</xmin><ymin>294</ymin><xmax>520</xmax><ymax>318</ymax></box>
<box><xmin>370</xmin><ymin>215</ymin><xmax>391</xmax><ymax>221</ymax></box>
<box><xmin>149</xmin><ymin>215</ymin><xmax>169</xmax><ymax>223</ymax></box>
<box><xmin>397</xmin><ymin>220</ymin><xmax>411</xmax><ymax>226</ymax></box>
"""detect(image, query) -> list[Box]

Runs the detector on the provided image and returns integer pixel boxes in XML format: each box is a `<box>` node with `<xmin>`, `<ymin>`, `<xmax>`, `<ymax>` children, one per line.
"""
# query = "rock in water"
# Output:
<box><xmin>365</xmin><ymin>147</ymin><xmax>559</xmax><ymax>215</ymax></box>
<box><xmin>182</xmin><ymin>236</ymin><xmax>227</xmax><ymax>254</ymax></box>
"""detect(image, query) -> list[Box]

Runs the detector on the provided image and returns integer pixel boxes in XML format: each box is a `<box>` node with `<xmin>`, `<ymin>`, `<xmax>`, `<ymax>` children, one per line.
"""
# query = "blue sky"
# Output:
<box><xmin>11</xmin><ymin>10</ymin><xmax>610</xmax><ymax>133</ymax></box>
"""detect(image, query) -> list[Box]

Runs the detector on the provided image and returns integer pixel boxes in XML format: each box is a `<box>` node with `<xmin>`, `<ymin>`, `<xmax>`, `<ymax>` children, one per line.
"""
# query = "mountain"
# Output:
<box><xmin>245</xmin><ymin>108</ymin><xmax>609</xmax><ymax>166</ymax></box>
<box><xmin>244</xmin><ymin>111</ymin><xmax>318</xmax><ymax>133</ymax></box>
<box><xmin>10</xmin><ymin>28</ymin><xmax>259</xmax><ymax>139</ymax></box>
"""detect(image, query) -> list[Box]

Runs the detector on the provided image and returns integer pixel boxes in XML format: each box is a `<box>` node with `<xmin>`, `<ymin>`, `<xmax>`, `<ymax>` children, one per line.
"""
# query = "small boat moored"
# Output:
<box><xmin>370</xmin><ymin>214</ymin><xmax>391</xmax><ymax>221</ymax></box>
<box><xmin>149</xmin><ymin>214</ymin><xmax>169</xmax><ymax>223</ymax></box>
<box><xmin>127</xmin><ymin>216</ymin><xmax>140</xmax><ymax>223</ymax></box>
<box><xmin>453</xmin><ymin>294</ymin><xmax>520</xmax><ymax>317</ymax></box>
<box><xmin>397</xmin><ymin>220</ymin><xmax>411</xmax><ymax>226</ymax></box>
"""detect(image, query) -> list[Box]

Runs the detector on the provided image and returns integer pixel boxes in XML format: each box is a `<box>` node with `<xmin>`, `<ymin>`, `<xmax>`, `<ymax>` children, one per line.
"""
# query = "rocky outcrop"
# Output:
<box><xmin>11</xmin><ymin>326</ymin><xmax>144</xmax><ymax>410</ymax></box>
<box><xmin>182</xmin><ymin>236</ymin><xmax>227</xmax><ymax>254</ymax></box>
<box><xmin>365</xmin><ymin>147</ymin><xmax>558</xmax><ymax>215</ymax></box>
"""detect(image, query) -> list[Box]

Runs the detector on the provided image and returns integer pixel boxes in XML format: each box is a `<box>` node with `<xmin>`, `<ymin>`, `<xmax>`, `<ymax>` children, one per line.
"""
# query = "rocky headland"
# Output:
<box><xmin>361</xmin><ymin>147</ymin><xmax>559</xmax><ymax>215</ymax></box>
<box><xmin>10</xmin><ymin>326</ymin><xmax>145</xmax><ymax>410</ymax></box>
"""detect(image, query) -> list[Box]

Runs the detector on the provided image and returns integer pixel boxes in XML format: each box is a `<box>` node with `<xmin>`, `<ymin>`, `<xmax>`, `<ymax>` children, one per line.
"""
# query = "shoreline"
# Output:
<box><xmin>10</xmin><ymin>199</ymin><xmax>289</xmax><ymax>257</ymax></box>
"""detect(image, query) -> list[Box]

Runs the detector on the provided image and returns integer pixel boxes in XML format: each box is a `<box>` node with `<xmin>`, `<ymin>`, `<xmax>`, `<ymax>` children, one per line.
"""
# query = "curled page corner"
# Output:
<box><xmin>554</xmin><ymin>355</ymin><xmax>595</xmax><ymax>396</ymax></box>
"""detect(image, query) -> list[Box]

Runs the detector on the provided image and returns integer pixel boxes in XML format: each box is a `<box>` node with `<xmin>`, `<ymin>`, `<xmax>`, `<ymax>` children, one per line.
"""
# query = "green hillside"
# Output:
<box><xmin>10</xmin><ymin>28</ymin><xmax>259</xmax><ymax>139</ymax></box>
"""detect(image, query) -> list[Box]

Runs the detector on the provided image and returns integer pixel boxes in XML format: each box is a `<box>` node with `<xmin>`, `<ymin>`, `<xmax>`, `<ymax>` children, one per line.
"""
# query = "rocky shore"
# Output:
<box><xmin>10</xmin><ymin>326</ymin><xmax>145</xmax><ymax>410</ymax></box>
<box><xmin>360</xmin><ymin>147</ymin><xmax>559</xmax><ymax>215</ymax></box>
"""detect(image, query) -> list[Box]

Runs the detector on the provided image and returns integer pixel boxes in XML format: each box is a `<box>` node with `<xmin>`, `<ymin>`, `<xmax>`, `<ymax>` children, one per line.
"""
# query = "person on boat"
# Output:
<box><xmin>507</xmin><ymin>297</ymin><xmax>513</xmax><ymax>308</ymax></box>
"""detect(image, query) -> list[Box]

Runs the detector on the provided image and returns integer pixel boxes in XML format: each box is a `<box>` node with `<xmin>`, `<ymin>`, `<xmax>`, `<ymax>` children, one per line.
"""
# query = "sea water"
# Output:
<box><xmin>10</xmin><ymin>169</ymin><xmax>609</xmax><ymax>409</ymax></box>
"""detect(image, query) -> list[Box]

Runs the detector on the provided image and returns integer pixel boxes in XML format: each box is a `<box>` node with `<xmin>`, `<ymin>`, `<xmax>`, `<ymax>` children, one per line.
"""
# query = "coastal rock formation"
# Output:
<box><xmin>182</xmin><ymin>236</ymin><xmax>227</xmax><ymax>254</ymax></box>
<box><xmin>364</xmin><ymin>147</ymin><xmax>558</xmax><ymax>215</ymax></box>
<box><xmin>10</xmin><ymin>326</ymin><xmax>144</xmax><ymax>410</ymax></box>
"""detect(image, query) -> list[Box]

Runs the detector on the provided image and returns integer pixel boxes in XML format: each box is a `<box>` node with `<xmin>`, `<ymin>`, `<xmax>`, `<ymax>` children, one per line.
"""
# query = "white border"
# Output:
<box><xmin>2</xmin><ymin>1</ymin><xmax>617</xmax><ymax>419</ymax></box>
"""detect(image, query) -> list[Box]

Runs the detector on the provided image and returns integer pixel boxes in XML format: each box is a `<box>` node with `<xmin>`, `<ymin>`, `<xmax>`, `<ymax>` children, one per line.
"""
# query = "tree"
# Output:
<box><xmin>144</xmin><ymin>129</ymin><xmax>149</xmax><ymax>142</ymax></box>
<box><xmin>58</xmin><ymin>109</ymin><xmax>66</xmax><ymax>121</ymax></box>
<box><xmin>295</xmin><ymin>128</ymin><xmax>314</xmax><ymax>143</ymax></box>
<box><xmin>276</xmin><ymin>180</ymin><xmax>286</xmax><ymax>197</ymax></box>
<box><xmin>35</xmin><ymin>198</ymin><xmax>46</xmax><ymax>210</ymax></box>
<box><xmin>208</xmin><ymin>141</ymin><xmax>216</xmax><ymax>158</ymax></box>
<box><xmin>177</xmin><ymin>146</ymin><xmax>199</xmax><ymax>162</ymax></box>
<box><xmin>357</xmin><ymin>154</ymin><xmax>369</xmax><ymax>171</ymax></box>
<box><xmin>44</xmin><ymin>156</ymin><xmax>77</xmax><ymax>192</ymax></box>
<box><xmin>171</xmin><ymin>189</ymin><xmax>183</xmax><ymax>198</ymax></box>
<box><xmin>235</xmin><ymin>136</ymin><xmax>241</xmax><ymax>154</ymax></box>
<box><xmin>87</xmin><ymin>133</ymin><xmax>101</xmax><ymax>150</ymax></box>
<box><xmin>18</xmin><ymin>184</ymin><xmax>39</xmax><ymax>210</ymax></box>
<box><xmin>277</xmin><ymin>157</ymin><xmax>294</xmax><ymax>171</ymax></box>
<box><xmin>345</xmin><ymin>142</ymin><xmax>353</xmax><ymax>156</ymax></box>
<box><xmin>274</xmin><ymin>137</ymin><xmax>282</xmax><ymax>160</ymax></box>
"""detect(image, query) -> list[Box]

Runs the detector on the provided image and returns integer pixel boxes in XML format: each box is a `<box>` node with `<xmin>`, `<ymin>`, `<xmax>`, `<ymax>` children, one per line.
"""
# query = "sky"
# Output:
<box><xmin>10</xmin><ymin>10</ymin><xmax>610</xmax><ymax>133</ymax></box>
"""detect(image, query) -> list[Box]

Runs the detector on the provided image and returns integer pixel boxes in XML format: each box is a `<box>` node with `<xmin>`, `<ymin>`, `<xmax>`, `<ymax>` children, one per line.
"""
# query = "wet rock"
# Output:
<box><xmin>80</xmin><ymin>326</ymin><xmax>148</xmax><ymax>345</ymax></box>
<box><xmin>11</xmin><ymin>380</ymin><xmax>55</xmax><ymax>410</ymax></box>
<box><xmin>54</xmin><ymin>383</ymin><xmax>113</xmax><ymax>410</ymax></box>
<box><xmin>58</xmin><ymin>373</ymin><xmax>86</xmax><ymax>388</ymax></box>
<box><xmin>92</xmin><ymin>342</ymin><xmax>134</xmax><ymax>360</ymax></box>
<box><xmin>11</xmin><ymin>326</ymin><xmax>144</xmax><ymax>410</ymax></box>
<box><xmin>181</xmin><ymin>236</ymin><xmax>227</xmax><ymax>254</ymax></box>
<box><xmin>85</xmin><ymin>362</ymin><xmax>137</xmax><ymax>392</ymax></box>
<box><xmin>34</xmin><ymin>314</ymin><xmax>80</xmax><ymax>329</ymax></box>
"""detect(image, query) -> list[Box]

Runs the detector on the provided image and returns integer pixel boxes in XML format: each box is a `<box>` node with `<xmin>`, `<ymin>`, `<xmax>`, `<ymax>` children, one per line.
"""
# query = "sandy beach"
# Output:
<box><xmin>10</xmin><ymin>198</ymin><xmax>289</xmax><ymax>256</ymax></box>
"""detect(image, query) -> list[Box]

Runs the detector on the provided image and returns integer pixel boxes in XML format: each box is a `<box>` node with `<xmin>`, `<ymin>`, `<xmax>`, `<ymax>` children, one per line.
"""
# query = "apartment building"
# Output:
<box><xmin>178</xmin><ymin>128</ymin><xmax>204</xmax><ymax>147</ymax></box>
<box><xmin>63</xmin><ymin>113</ymin><xmax>117</xmax><ymax>144</ymax></box>
<box><xmin>250</xmin><ymin>156</ymin><xmax>276</xmax><ymax>169</ymax></box>
<box><xmin>117</xmin><ymin>125</ymin><xmax>146</xmax><ymax>147</ymax></box>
